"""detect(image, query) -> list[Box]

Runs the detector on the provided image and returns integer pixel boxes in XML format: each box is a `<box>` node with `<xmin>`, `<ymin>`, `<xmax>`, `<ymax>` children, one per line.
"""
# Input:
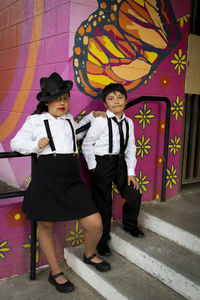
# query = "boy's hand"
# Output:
<box><xmin>38</xmin><ymin>137</ymin><xmax>49</xmax><ymax>149</ymax></box>
<box><xmin>93</xmin><ymin>111</ymin><xmax>107</xmax><ymax>118</ymax></box>
<box><xmin>128</xmin><ymin>175</ymin><xmax>139</xmax><ymax>190</ymax></box>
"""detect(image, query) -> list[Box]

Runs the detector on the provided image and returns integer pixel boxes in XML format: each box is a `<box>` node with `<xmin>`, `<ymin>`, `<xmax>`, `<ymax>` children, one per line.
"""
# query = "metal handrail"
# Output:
<box><xmin>0</xmin><ymin>95</ymin><xmax>171</xmax><ymax>280</ymax></box>
<box><xmin>0</xmin><ymin>152</ymin><xmax>37</xmax><ymax>280</ymax></box>
<box><xmin>126</xmin><ymin>96</ymin><xmax>171</xmax><ymax>203</ymax></box>
<box><xmin>77</xmin><ymin>96</ymin><xmax>171</xmax><ymax>202</ymax></box>
<box><xmin>0</xmin><ymin>152</ymin><xmax>28</xmax><ymax>200</ymax></box>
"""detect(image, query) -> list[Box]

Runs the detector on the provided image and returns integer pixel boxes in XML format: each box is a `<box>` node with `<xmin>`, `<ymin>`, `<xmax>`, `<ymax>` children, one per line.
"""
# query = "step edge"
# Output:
<box><xmin>139</xmin><ymin>210</ymin><xmax>200</xmax><ymax>255</ymax></box>
<box><xmin>64</xmin><ymin>248</ymin><xmax>129</xmax><ymax>300</ymax></box>
<box><xmin>110</xmin><ymin>232</ymin><xmax>200</xmax><ymax>300</ymax></box>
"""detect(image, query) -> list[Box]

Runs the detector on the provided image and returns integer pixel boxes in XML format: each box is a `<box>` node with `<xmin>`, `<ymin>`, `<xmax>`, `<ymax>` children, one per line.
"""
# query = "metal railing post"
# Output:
<box><xmin>161</xmin><ymin>100</ymin><xmax>171</xmax><ymax>202</ymax></box>
<box><xmin>0</xmin><ymin>152</ymin><xmax>38</xmax><ymax>279</ymax></box>
<box><xmin>30</xmin><ymin>220</ymin><xmax>37</xmax><ymax>280</ymax></box>
<box><xmin>126</xmin><ymin>96</ymin><xmax>171</xmax><ymax>202</ymax></box>
<box><xmin>30</xmin><ymin>154</ymin><xmax>37</xmax><ymax>280</ymax></box>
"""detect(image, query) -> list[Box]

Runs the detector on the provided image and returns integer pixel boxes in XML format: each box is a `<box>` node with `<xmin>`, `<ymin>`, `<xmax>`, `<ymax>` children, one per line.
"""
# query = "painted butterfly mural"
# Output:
<box><xmin>73</xmin><ymin>0</ymin><xmax>181</xmax><ymax>98</ymax></box>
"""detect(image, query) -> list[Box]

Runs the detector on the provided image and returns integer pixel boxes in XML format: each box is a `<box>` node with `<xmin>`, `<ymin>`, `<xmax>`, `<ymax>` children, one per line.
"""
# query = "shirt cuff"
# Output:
<box><xmin>128</xmin><ymin>168</ymin><xmax>135</xmax><ymax>176</ymax></box>
<box><xmin>86</xmin><ymin>111</ymin><xmax>95</xmax><ymax>121</ymax></box>
<box><xmin>34</xmin><ymin>140</ymin><xmax>43</xmax><ymax>154</ymax></box>
<box><xmin>87</xmin><ymin>159</ymin><xmax>97</xmax><ymax>170</ymax></box>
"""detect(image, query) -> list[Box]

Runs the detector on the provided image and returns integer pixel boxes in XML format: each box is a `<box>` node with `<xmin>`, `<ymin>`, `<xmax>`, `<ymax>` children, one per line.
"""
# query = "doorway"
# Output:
<box><xmin>180</xmin><ymin>0</ymin><xmax>200</xmax><ymax>187</ymax></box>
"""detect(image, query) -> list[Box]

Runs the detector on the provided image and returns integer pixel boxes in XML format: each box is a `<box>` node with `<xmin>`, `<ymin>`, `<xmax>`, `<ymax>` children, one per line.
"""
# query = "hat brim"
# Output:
<box><xmin>36</xmin><ymin>80</ymin><xmax>73</xmax><ymax>102</ymax></box>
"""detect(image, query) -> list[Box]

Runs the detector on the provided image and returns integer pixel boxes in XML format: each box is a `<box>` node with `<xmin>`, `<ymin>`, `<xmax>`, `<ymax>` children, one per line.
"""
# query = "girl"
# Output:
<box><xmin>10</xmin><ymin>72</ymin><xmax>110</xmax><ymax>294</ymax></box>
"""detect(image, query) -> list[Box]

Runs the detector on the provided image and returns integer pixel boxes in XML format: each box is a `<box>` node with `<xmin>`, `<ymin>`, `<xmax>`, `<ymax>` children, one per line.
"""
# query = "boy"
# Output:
<box><xmin>82</xmin><ymin>83</ymin><xmax>144</xmax><ymax>257</ymax></box>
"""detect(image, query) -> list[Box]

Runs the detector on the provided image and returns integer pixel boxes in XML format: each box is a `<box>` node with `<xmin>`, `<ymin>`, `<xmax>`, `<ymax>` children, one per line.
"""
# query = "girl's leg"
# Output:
<box><xmin>79</xmin><ymin>212</ymin><xmax>104</xmax><ymax>263</ymax></box>
<box><xmin>38</xmin><ymin>221</ymin><xmax>67</xmax><ymax>284</ymax></box>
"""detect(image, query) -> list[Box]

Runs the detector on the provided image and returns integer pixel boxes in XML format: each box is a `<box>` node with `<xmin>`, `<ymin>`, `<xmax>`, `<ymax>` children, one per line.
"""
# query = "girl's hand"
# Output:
<box><xmin>38</xmin><ymin>137</ymin><xmax>50</xmax><ymax>149</ymax></box>
<box><xmin>93</xmin><ymin>111</ymin><xmax>107</xmax><ymax>118</ymax></box>
<box><xmin>128</xmin><ymin>175</ymin><xmax>139</xmax><ymax>190</ymax></box>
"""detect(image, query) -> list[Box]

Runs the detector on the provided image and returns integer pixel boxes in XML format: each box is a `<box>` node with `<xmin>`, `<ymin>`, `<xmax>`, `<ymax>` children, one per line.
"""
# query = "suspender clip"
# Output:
<box><xmin>73</xmin><ymin>152</ymin><xmax>76</xmax><ymax>157</ymax></box>
<box><xmin>53</xmin><ymin>151</ymin><xmax>56</xmax><ymax>157</ymax></box>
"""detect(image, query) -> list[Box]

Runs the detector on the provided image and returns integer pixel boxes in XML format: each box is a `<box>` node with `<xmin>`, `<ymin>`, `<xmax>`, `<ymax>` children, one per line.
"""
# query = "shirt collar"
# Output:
<box><xmin>42</xmin><ymin>112</ymin><xmax>54</xmax><ymax>120</ymax></box>
<box><xmin>106</xmin><ymin>109</ymin><xmax>126</xmax><ymax>121</ymax></box>
<box><xmin>43</xmin><ymin>112</ymin><xmax>71</xmax><ymax>120</ymax></box>
<box><xmin>59</xmin><ymin>113</ymin><xmax>71</xmax><ymax>120</ymax></box>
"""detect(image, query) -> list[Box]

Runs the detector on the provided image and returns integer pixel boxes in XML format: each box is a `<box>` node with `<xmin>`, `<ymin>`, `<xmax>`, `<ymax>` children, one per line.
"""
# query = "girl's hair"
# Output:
<box><xmin>32</xmin><ymin>102</ymin><xmax>48</xmax><ymax>115</ymax></box>
<box><xmin>102</xmin><ymin>83</ymin><xmax>127</xmax><ymax>102</ymax></box>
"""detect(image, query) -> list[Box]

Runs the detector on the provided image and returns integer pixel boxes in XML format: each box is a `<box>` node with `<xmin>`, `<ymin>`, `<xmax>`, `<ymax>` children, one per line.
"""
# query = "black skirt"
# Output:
<box><xmin>22</xmin><ymin>154</ymin><xmax>97</xmax><ymax>222</ymax></box>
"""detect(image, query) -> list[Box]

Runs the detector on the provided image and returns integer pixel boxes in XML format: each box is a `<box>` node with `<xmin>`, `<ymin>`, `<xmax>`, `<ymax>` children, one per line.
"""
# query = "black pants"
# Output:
<box><xmin>91</xmin><ymin>155</ymin><xmax>142</xmax><ymax>247</ymax></box>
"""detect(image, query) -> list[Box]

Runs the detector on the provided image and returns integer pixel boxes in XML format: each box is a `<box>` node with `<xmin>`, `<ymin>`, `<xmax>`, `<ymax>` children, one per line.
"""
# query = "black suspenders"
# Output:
<box><xmin>43</xmin><ymin>119</ymin><xmax>76</xmax><ymax>155</ymax></box>
<box><xmin>66</xmin><ymin>119</ymin><xmax>76</xmax><ymax>153</ymax></box>
<box><xmin>107</xmin><ymin>117</ymin><xmax>129</xmax><ymax>155</ymax></box>
<box><xmin>44</xmin><ymin>119</ymin><xmax>56</xmax><ymax>156</ymax></box>
<box><xmin>107</xmin><ymin>118</ymin><xmax>113</xmax><ymax>154</ymax></box>
<box><xmin>124</xmin><ymin>120</ymin><xmax>129</xmax><ymax>151</ymax></box>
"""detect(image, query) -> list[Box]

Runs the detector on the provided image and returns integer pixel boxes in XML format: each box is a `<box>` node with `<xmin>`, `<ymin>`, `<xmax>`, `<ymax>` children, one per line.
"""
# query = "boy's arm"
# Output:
<box><xmin>10</xmin><ymin>117</ymin><xmax>42</xmax><ymax>155</ymax></box>
<box><xmin>125</xmin><ymin>119</ymin><xmax>137</xmax><ymax>176</ymax></box>
<box><xmin>82</xmin><ymin>118</ymin><xmax>106</xmax><ymax>170</ymax></box>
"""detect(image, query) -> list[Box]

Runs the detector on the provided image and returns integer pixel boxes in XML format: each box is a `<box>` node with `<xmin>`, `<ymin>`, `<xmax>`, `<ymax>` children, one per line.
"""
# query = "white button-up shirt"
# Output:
<box><xmin>10</xmin><ymin>112</ymin><xmax>94</xmax><ymax>155</ymax></box>
<box><xmin>82</xmin><ymin>110</ymin><xmax>137</xmax><ymax>176</ymax></box>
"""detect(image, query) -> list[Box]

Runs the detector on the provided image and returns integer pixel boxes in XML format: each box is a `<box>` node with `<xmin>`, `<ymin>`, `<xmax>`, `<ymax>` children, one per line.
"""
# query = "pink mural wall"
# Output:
<box><xmin>0</xmin><ymin>0</ymin><xmax>190</xmax><ymax>279</ymax></box>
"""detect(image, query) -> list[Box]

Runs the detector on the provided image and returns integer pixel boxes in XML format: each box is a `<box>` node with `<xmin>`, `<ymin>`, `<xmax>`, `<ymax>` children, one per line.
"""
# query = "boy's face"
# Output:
<box><xmin>46</xmin><ymin>93</ymin><xmax>70</xmax><ymax>118</ymax></box>
<box><xmin>104</xmin><ymin>91</ymin><xmax>127</xmax><ymax>117</ymax></box>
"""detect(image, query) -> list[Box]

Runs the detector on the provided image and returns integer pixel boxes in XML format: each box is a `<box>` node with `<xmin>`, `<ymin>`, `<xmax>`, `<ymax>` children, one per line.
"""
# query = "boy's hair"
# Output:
<box><xmin>102</xmin><ymin>83</ymin><xmax>127</xmax><ymax>102</ymax></box>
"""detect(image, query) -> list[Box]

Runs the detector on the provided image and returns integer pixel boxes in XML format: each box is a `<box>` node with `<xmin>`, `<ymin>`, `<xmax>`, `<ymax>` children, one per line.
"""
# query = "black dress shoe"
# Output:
<box><xmin>124</xmin><ymin>226</ymin><xmax>144</xmax><ymax>238</ymax></box>
<box><xmin>48</xmin><ymin>272</ymin><xmax>74</xmax><ymax>293</ymax></box>
<box><xmin>97</xmin><ymin>244</ymin><xmax>112</xmax><ymax>256</ymax></box>
<box><xmin>83</xmin><ymin>253</ymin><xmax>111</xmax><ymax>272</ymax></box>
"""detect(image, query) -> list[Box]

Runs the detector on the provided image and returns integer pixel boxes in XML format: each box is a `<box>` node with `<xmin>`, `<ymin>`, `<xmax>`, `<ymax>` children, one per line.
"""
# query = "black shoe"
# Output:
<box><xmin>83</xmin><ymin>253</ymin><xmax>111</xmax><ymax>272</ymax></box>
<box><xmin>124</xmin><ymin>226</ymin><xmax>144</xmax><ymax>238</ymax></box>
<box><xmin>48</xmin><ymin>272</ymin><xmax>74</xmax><ymax>293</ymax></box>
<box><xmin>97</xmin><ymin>244</ymin><xmax>112</xmax><ymax>256</ymax></box>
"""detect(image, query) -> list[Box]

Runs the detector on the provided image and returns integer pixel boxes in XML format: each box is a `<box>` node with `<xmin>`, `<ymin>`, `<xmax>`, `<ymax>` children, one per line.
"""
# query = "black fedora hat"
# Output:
<box><xmin>36</xmin><ymin>72</ymin><xmax>73</xmax><ymax>102</ymax></box>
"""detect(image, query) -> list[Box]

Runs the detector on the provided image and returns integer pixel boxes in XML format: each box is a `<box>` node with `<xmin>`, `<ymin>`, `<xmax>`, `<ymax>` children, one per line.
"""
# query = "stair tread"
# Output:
<box><xmin>65</xmin><ymin>245</ymin><xmax>185</xmax><ymax>300</ymax></box>
<box><xmin>141</xmin><ymin>191</ymin><xmax>200</xmax><ymax>237</ymax></box>
<box><xmin>111</xmin><ymin>222</ymin><xmax>200</xmax><ymax>285</ymax></box>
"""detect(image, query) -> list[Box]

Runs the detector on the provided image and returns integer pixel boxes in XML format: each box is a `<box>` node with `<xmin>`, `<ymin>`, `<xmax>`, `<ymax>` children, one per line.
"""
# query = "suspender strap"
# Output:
<box><xmin>107</xmin><ymin>117</ymin><xmax>113</xmax><ymax>154</ymax></box>
<box><xmin>124</xmin><ymin>120</ymin><xmax>129</xmax><ymax>151</ymax></box>
<box><xmin>44</xmin><ymin>119</ymin><xmax>56</xmax><ymax>152</ymax></box>
<box><xmin>66</xmin><ymin>119</ymin><xmax>76</xmax><ymax>152</ymax></box>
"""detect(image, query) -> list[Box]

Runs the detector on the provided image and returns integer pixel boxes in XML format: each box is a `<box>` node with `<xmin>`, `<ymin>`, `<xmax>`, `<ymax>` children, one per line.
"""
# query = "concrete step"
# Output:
<box><xmin>110</xmin><ymin>223</ymin><xmax>200</xmax><ymax>300</ymax></box>
<box><xmin>64</xmin><ymin>244</ymin><xmax>185</xmax><ymax>300</ymax></box>
<box><xmin>139</xmin><ymin>194</ymin><xmax>200</xmax><ymax>255</ymax></box>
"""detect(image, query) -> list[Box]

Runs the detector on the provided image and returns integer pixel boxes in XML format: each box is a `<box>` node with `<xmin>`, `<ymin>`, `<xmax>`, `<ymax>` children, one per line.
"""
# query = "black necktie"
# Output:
<box><xmin>112</xmin><ymin>117</ymin><xmax>127</xmax><ymax>186</ymax></box>
<box><xmin>112</xmin><ymin>117</ymin><xmax>125</xmax><ymax>156</ymax></box>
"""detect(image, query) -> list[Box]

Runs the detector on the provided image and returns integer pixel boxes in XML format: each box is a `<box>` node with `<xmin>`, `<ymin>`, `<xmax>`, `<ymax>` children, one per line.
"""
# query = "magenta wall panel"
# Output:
<box><xmin>0</xmin><ymin>0</ymin><xmax>190</xmax><ymax>279</ymax></box>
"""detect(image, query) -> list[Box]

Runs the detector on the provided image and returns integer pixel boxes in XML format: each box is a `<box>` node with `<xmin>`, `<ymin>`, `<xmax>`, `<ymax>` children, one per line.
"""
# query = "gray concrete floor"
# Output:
<box><xmin>0</xmin><ymin>180</ymin><xmax>20</xmax><ymax>194</ymax></box>
<box><xmin>0</xmin><ymin>257</ymin><xmax>104</xmax><ymax>300</ymax></box>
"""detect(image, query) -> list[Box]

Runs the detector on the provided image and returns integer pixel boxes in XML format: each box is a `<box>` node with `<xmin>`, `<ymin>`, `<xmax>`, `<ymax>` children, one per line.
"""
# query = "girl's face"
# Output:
<box><xmin>46</xmin><ymin>93</ymin><xmax>70</xmax><ymax>118</ymax></box>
